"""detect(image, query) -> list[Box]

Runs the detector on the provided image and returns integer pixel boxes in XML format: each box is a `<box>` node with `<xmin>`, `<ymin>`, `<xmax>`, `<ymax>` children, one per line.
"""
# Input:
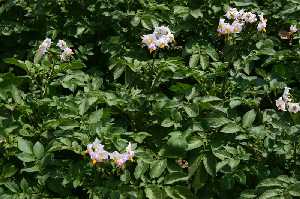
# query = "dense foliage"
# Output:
<box><xmin>1</xmin><ymin>0</ymin><xmax>300</xmax><ymax>198</ymax></box>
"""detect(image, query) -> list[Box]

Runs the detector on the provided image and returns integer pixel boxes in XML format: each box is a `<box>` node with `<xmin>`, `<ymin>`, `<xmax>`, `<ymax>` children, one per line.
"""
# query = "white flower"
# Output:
<box><xmin>232</xmin><ymin>20</ymin><xmax>244</xmax><ymax>33</ymax></box>
<box><xmin>141</xmin><ymin>26</ymin><xmax>175</xmax><ymax>52</ymax></box>
<box><xmin>288</xmin><ymin>102</ymin><xmax>300</xmax><ymax>113</ymax></box>
<box><xmin>242</xmin><ymin>12</ymin><xmax>257</xmax><ymax>23</ymax></box>
<box><xmin>257</xmin><ymin>20</ymin><xmax>267</xmax><ymax>32</ymax></box>
<box><xmin>224</xmin><ymin>7</ymin><xmax>239</xmax><ymax>20</ymax></box>
<box><xmin>110</xmin><ymin>151</ymin><xmax>129</xmax><ymax>167</ymax></box>
<box><xmin>154</xmin><ymin>26</ymin><xmax>172</xmax><ymax>37</ymax></box>
<box><xmin>141</xmin><ymin>34</ymin><xmax>156</xmax><ymax>46</ymax></box>
<box><xmin>38</xmin><ymin>38</ymin><xmax>52</xmax><ymax>55</ymax></box>
<box><xmin>282</xmin><ymin>87</ymin><xmax>291</xmax><ymax>102</ymax></box>
<box><xmin>57</xmin><ymin>40</ymin><xmax>67</xmax><ymax>50</ymax></box>
<box><xmin>290</xmin><ymin>25</ymin><xmax>298</xmax><ymax>33</ymax></box>
<box><xmin>86</xmin><ymin>139</ymin><xmax>109</xmax><ymax>164</ymax></box>
<box><xmin>275</xmin><ymin>97</ymin><xmax>286</xmax><ymax>111</ymax></box>
<box><xmin>126</xmin><ymin>142</ymin><xmax>135</xmax><ymax>160</ymax></box>
<box><xmin>60</xmin><ymin>47</ymin><xmax>73</xmax><ymax>61</ymax></box>
<box><xmin>217</xmin><ymin>19</ymin><xmax>233</xmax><ymax>35</ymax></box>
<box><xmin>155</xmin><ymin>35</ymin><xmax>170</xmax><ymax>48</ymax></box>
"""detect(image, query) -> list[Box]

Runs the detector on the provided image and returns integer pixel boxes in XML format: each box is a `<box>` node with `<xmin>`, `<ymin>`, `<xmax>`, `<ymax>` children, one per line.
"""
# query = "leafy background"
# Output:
<box><xmin>1</xmin><ymin>0</ymin><xmax>300</xmax><ymax>198</ymax></box>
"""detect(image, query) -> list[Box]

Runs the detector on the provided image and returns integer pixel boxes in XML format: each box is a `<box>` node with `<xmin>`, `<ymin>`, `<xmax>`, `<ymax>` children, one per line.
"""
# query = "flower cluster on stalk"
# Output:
<box><xmin>36</xmin><ymin>38</ymin><xmax>73</xmax><ymax>61</ymax></box>
<box><xmin>217</xmin><ymin>7</ymin><xmax>267</xmax><ymax>35</ymax></box>
<box><xmin>57</xmin><ymin>40</ymin><xmax>74</xmax><ymax>61</ymax></box>
<box><xmin>86</xmin><ymin>139</ymin><xmax>135</xmax><ymax>167</ymax></box>
<box><xmin>37</xmin><ymin>38</ymin><xmax>52</xmax><ymax>56</ymax></box>
<box><xmin>276</xmin><ymin>87</ymin><xmax>300</xmax><ymax>113</ymax></box>
<box><xmin>141</xmin><ymin>26</ymin><xmax>175</xmax><ymax>53</ymax></box>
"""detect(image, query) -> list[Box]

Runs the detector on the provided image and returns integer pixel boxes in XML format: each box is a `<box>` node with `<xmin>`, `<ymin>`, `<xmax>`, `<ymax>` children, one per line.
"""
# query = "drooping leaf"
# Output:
<box><xmin>242</xmin><ymin>109</ymin><xmax>256</xmax><ymax>128</ymax></box>
<box><xmin>17</xmin><ymin>138</ymin><xmax>33</xmax><ymax>154</ymax></box>
<box><xmin>150</xmin><ymin>159</ymin><xmax>167</xmax><ymax>178</ymax></box>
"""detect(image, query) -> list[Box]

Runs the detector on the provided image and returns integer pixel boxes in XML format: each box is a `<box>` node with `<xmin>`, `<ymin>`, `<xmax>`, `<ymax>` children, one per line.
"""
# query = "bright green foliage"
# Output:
<box><xmin>1</xmin><ymin>0</ymin><xmax>300</xmax><ymax>198</ymax></box>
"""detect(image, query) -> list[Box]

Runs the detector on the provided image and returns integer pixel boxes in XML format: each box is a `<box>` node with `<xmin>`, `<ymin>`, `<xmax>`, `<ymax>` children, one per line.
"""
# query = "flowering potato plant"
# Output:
<box><xmin>1</xmin><ymin>0</ymin><xmax>300</xmax><ymax>198</ymax></box>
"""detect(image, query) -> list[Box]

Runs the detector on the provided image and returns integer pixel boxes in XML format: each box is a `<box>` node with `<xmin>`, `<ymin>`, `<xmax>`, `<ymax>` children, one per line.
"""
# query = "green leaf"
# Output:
<box><xmin>258</xmin><ymin>189</ymin><xmax>282</xmax><ymax>199</ymax></box>
<box><xmin>203</xmin><ymin>155</ymin><xmax>216</xmax><ymax>176</ymax></box>
<box><xmin>33</xmin><ymin>142</ymin><xmax>44</xmax><ymax>159</ymax></box>
<box><xmin>2</xmin><ymin>165</ymin><xmax>17</xmax><ymax>178</ymax></box>
<box><xmin>79</xmin><ymin>98</ymin><xmax>90</xmax><ymax>115</ymax></box>
<box><xmin>160</xmin><ymin>132</ymin><xmax>188</xmax><ymax>157</ymax></box>
<box><xmin>199</xmin><ymin>54</ymin><xmax>209</xmax><ymax>70</ymax></box>
<box><xmin>17</xmin><ymin>138</ymin><xmax>33</xmax><ymax>154</ymax></box>
<box><xmin>131</xmin><ymin>132</ymin><xmax>152</xmax><ymax>144</ymax></box>
<box><xmin>221</xmin><ymin>123</ymin><xmax>241</xmax><ymax>134</ymax></box>
<box><xmin>113</xmin><ymin>65</ymin><xmax>125</xmax><ymax>80</ymax></box>
<box><xmin>145</xmin><ymin>185</ymin><xmax>165</xmax><ymax>199</ymax></box>
<box><xmin>134</xmin><ymin>160</ymin><xmax>149</xmax><ymax>179</ymax></box>
<box><xmin>183</xmin><ymin>105</ymin><xmax>197</xmax><ymax>118</ymax></box>
<box><xmin>88</xmin><ymin>109</ymin><xmax>104</xmax><ymax>123</ymax></box>
<box><xmin>161</xmin><ymin>118</ymin><xmax>175</xmax><ymax>127</ymax></box>
<box><xmin>190</xmin><ymin>9</ymin><xmax>203</xmax><ymax>19</ymax></box>
<box><xmin>188</xmin><ymin>155</ymin><xmax>203</xmax><ymax>177</ymax></box>
<box><xmin>17</xmin><ymin>153</ymin><xmax>35</xmax><ymax>162</ymax></box>
<box><xmin>150</xmin><ymin>159</ymin><xmax>167</xmax><ymax>178</ymax></box>
<box><xmin>192</xmin><ymin>166</ymin><xmax>207</xmax><ymax>190</ymax></box>
<box><xmin>20</xmin><ymin>178</ymin><xmax>29</xmax><ymax>192</ymax></box>
<box><xmin>240</xmin><ymin>190</ymin><xmax>257</xmax><ymax>199</ymax></box>
<box><xmin>4</xmin><ymin>58</ymin><xmax>28</xmax><ymax>72</ymax></box>
<box><xmin>204</xmin><ymin>117</ymin><xmax>231</xmax><ymax>128</ymax></box>
<box><xmin>257</xmin><ymin>178</ymin><xmax>286</xmax><ymax>188</ymax></box>
<box><xmin>242</xmin><ymin>109</ymin><xmax>256</xmax><ymax>128</ymax></box>
<box><xmin>4</xmin><ymin>182</ymin><xmax>19</xmax><ymax>193</ymax></box>
<box><xmin>165</xmin><ymin>186</ymin><xmax>194</xmax><ymax>199</ymax></box>
<box><xmin>289</xmin><ymin>183</ymin><xmax>300</xmax><ymax>196</ymax></box>
<box><xmin>199</xmin><ymin>96</ymin><xmax>221</xmax><ymax>103</ymax></box>
<box><xmin>189</xmin><ymin>54</ymin><xmax>199</xmax><ymax>67</ymax></box>
<box><xmin>164</xmin><ymin>172</ymin><xmax>188</xmax><ymax>184</ymax></box>
<box><xmin>131</xmin><ymin>15</ymin><xmax>140</xmax><ymax>27</ymax></box>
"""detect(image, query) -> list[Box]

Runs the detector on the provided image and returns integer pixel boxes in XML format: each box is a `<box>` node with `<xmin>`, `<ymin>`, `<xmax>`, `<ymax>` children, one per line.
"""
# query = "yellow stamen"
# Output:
<box><xmin>92</xmin><ymin>159</ymin><xmax>97</xmax><ymax>165</ymax></box>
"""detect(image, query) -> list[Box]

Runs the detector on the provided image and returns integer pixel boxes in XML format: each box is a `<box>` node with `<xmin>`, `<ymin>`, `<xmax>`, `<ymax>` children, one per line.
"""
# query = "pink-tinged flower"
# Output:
<box><xmin>86</xmin><ymin>139</ymin><xmax>109</xmax><ymax>165</ymax></box>
<box><xmin>126</xmin><ymin>142</ymin><xmax>135</xmax><ymax>160</ymax></box>
<box><xmin>57</xmin><ymin>40</ymin><xmax>67</xmax><ymax>50</ymax></box>
<box><xmin>290</xmin><ymin>25</ymin><xmax>298</xmax><ymax>33</ymax></box>
<box><xmin>154</xmin><ymin>26</ymin><xmax>172</xmax><ymax>37</ymax></box>
<box><xmin>38</xmin><ymin>38</ymin><xmax>52</xmax><ymax>55</ymax></box>
<box><xmin>60</xmin><ymin>47</ymin><xmax>73</xmax><ymax>61</ymax></box>
<box><xmin>275</xmin><ymin>97</ymin><xmax>286</xmax><ymax>111</ymax></box>
<box><xmin>148</xmin><ymin>43</ymin><xmax>157</xmax><ymax>53</ymax></box>
<box><xmin>141</xmin><ymin>26</ymin><xmax>175</xmax><ymax>53</ymax></box>
<box><xmin>282</xmin><ymin>87</ymin><xmax>291</xmax><ymax>102</ymax></box>
<box><xmin>224</xmin><ymin>7</ymin><xmax>239</xmax><ymax>20</ymax></box>
<box><xmin>257</xmin><ymin>14</ymin><xmax>267</xmax><ymax>32</ymax></box>
<box><xmin>241</xmin><ymin>12</ymin><xmax>257</xmax><ymax>23</ymax></box>
<box><xmin>217</xmin><ymin>19</ymin><xmax>233</xmax><ymax>35</ymax></box>
<box><xmin>288</xmin><ymin>103</ymin><xmax>300</xmax><ymax>113</ymax></box>
<box><xmin>110</xmin><ymin>151</ymin><xmax>129</xmax><ymax>167</ymax></box>
<box><xmin>141</xmin><ymin>34</ymin><xmax>156</xmax><ymax>46</ymax></box>
<box><xmin>232</xmin><ymin>20</ymin><xmax>244</xmax><ymax>33</ymax></box>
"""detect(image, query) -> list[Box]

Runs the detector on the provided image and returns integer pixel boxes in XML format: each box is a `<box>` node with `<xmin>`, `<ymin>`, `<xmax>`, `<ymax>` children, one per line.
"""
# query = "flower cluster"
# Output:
<box><xmin>57</xmin><ymin>40</ymin><xmax>74</xmax><ymax>61</ymax></box>
<box><xmin>217</xmin><ymin>7</ymin><xmax>267</xmax><ymax>35</ymax></box>
<box><xmin>36</xmin><ymin>38</ymin><xmax>73</xmax><ymax>62</ymax></box>
<box><xmin>276</xmin><ymin>87</ymin><xmax>300</xmax><ymax>113</ymax></box>
<box><xmin>86</xmin><ymin>139</ymin><xmax>135</xmax><ymax>167</ymax></box>
<box><xmin>37</xmin><ymin>38</ymin><xmax>52</xmax><ymax>56</ymax></box>
<box><xmin>141</xmin><ymin>26</ymin><xmax>175</xmax><ymax>53</ymax></box>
